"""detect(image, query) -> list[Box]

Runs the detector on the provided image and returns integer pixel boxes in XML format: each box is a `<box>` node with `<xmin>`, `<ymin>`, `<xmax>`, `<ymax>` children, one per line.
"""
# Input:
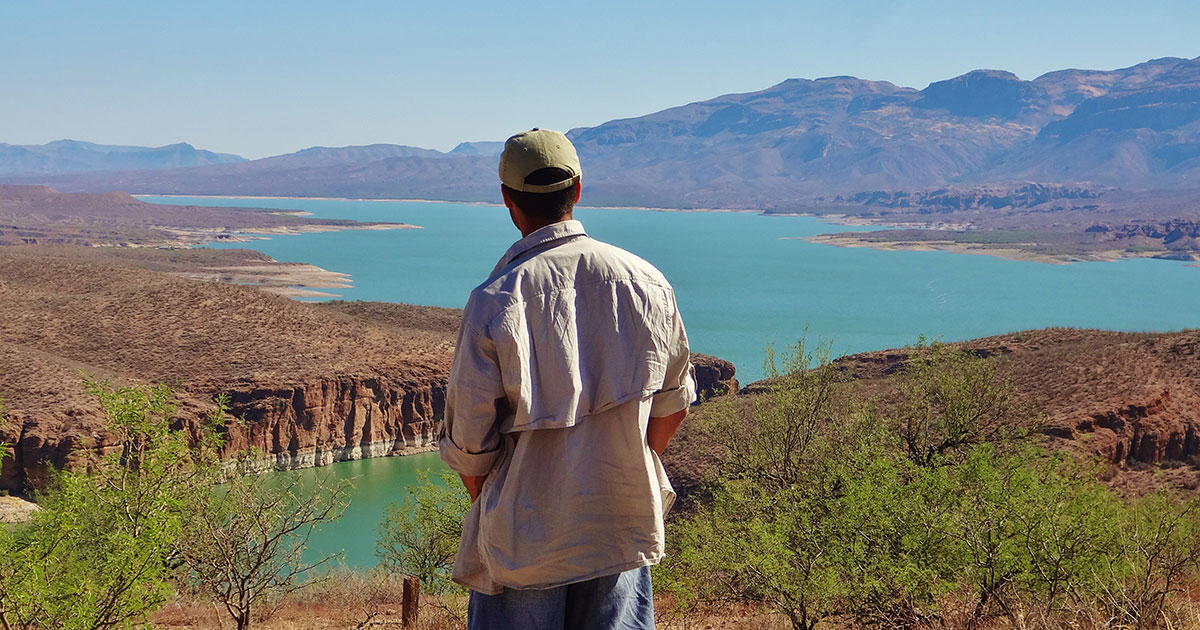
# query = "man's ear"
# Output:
<box><xmin>572</xmin><ymin>180</ymin><xmax>582</xmax><ymax>204</ymax></box>
<box><xmin>502</xmin><ymin>186</ymin><xmax>526</xmax><ymax>233</ymax></box>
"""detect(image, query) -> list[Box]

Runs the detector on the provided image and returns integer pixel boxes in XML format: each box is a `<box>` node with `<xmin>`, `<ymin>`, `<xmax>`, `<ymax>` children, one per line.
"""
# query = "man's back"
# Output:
<box><xmin>437</xmin><ymin>128</ymin><xmax>693</xmax><ymax>629</ymax></box>
<box><xmin>442</xmin><ymin>220</ymin><xmax>693</xmax><ymax>594</ymax></box>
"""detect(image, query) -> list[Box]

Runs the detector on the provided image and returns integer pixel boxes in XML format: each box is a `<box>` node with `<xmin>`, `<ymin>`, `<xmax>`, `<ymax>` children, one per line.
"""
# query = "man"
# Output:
<box><xmin>439</xmin><ymin>128</ymin><xmax>695</xmax><ymax>629</ymax></box>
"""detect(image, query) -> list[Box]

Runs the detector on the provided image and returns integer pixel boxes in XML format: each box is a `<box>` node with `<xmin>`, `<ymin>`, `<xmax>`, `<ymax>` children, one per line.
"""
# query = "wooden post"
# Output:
<box><xmin>402</xmin><ymin>576</ymin><xmax>420</xmax><ymax>628</ymax></box>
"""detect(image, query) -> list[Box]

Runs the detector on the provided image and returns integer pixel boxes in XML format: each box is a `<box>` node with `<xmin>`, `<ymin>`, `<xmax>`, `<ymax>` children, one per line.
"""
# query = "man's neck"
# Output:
<box><xmin>518</xmin><ymin>213</ymin><xmax>574</xmax><ymax>237</ymax></box>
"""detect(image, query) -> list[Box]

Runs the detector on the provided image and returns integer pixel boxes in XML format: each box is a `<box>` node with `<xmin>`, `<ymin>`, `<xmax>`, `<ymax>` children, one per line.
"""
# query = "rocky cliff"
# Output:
<box><xmin>0</xmin><ymin>247</ymin><xmax>459</xmax><ymax>493</ymax></box>
<box><xmin>691</xmin><ymin>353</ymin><xmax>739</xmax><ymax>401</ymax></box>
<box><xmin>5</xmin><ymin>375</ymin><xmax>447</xmax><ymax>493</ymax></box>
<box><xmin>0</xmin><ymin>246</ymin><xmax>742</xmax><ymax>493</ymax></box>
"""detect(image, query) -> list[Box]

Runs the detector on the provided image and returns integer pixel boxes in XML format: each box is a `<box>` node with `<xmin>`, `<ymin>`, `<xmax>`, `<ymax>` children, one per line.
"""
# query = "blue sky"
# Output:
<box><xmin>2</xmin><ymin>0</ymin><xmax>1196</xmax><ymax>158</ymax></box>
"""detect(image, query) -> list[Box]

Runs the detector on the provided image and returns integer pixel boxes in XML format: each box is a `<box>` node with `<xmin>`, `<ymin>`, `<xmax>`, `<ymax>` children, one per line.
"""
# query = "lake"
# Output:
<box><xmin>142</xmin><ymin>195</ymin><xmax>1200</xmax><ymax>567</ymax></box>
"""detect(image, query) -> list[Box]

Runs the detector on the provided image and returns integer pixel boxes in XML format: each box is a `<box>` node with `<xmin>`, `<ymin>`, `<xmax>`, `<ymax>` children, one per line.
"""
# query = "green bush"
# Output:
<box><xmin>178</xmin><ymin>465</ymin><xmax>351</xmax><ymax>630</ymax></box>
<box><xmin>661</xmin><ymin>341</ymin><xmax>1200</xmax><ymax>630</ymax></box>
<box><xmin>0</xmin><ymin>382</ymin><xmax>219</xmax><ymax>630</ymax></box>
<box><xmin>894</xmin><ymin>341</ymin><xmax>1019</xmax><ymax>467</ymax></box>
<box><xmin>375</xmin><ymin>469</ymin><xmax>470</xmax><ymax>595</ymax></box>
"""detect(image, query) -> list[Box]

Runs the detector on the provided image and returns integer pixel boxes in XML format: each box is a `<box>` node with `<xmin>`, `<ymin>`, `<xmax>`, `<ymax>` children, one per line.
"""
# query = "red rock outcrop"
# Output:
<box><xmin>3</xmin><ymin>375</ymin><xmax>448</xmax><ymax>493</ymax></box>
<box><xmin>691</xmin><ymin>353</ymin><xmax>739</xmax><ymax>402</ymax></box>
<box><xmin>217</xmin><ymin>376</ymin><xmax>445</xmax><ymax>469</ymax></box>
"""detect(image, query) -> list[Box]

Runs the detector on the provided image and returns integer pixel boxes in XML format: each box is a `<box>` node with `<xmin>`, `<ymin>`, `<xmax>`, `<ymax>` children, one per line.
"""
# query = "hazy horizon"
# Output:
<box><xmin>2</xmin><ymin>0</ymin><xmax>1197</xmax><ymax>159</ymax></box>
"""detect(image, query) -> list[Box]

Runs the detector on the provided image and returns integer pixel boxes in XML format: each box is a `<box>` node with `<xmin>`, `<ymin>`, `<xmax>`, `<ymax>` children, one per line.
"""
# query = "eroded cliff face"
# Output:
<box><xmin>1</xmin><ymin>374</ymin><xmax>449</xmax><ymax>494</ymax></box>
<box><xmin>3</xmin><ymin>353</ymin><xmax>740</xmax><ymax>494</ymax></box>
<box><xmin>218</xmin><ymin>376</ymin><xmax>445</xmax><ymax>470</ymax></box>
<box><xmin>1066</xmin><ymin>391</ymin><xmax>1200</xmax><ymax>467</ymax></box>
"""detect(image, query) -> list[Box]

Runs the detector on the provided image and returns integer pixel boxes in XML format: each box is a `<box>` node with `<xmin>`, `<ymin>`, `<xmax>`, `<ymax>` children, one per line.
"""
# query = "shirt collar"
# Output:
<box><xmin>494</xmin><ymin>220</ymin><xmax>588</xmax><ymax>271</ymax></box>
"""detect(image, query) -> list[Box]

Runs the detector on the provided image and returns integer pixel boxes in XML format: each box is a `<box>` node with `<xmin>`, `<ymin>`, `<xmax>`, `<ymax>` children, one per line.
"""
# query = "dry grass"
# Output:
<box><xmin>154</xmin><ymin>570</ymin><xmax>468</xmax><ymax>630</ymax></box>
<box><xmin>154</xmin><ymin>576</ymin><xmax>1200</xmax><ymax>629</ymax></box>
<box><xmin>153</xmin><ymin>572</ymin><xmax>785</xmax><ymax>630</ymax></box>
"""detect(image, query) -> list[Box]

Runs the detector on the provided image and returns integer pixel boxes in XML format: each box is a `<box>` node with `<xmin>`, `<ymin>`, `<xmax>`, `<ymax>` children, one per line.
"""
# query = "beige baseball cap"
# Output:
<box><xmin>498</xmin><ymin>128</ymin><xmax>582</xmax><ymax>193</ymax></box>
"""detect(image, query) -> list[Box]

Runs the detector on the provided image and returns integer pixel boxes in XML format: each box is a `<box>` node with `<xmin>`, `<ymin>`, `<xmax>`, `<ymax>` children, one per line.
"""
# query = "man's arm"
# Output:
<box><xmin>647</xmin><ymin>291</ymin><xmax>696</xmax><ymax>455</ymax></box>
<box><xmin>647</xmin><ymin>408</ymin><xmax>687</xmax><ymax>456</ymax></box>
<box><xmin>440</xmin><ymin>317</ymin><xmax>506</xmax><ymax>503</ymax></box>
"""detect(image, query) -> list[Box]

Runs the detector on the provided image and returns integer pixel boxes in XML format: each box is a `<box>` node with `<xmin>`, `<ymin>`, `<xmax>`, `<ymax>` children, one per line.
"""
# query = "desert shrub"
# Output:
<box><xmin>928</xmin><ymin>445</ymin><xmax>1124</xmax><ymax>625</ymax></box>
<box><xmin>177</xmin><ymin>465</ymin><xmax>351</xmax><ymax>630</ymax></box>
<box><xmin>1095</xmin><ymin>491</ymin><xmax>1200</xmax><ymax>628</ymax></box>
<box><xmin>376</xmin><ymin>469</ymin><xmax>471</xmax><ymax>595</ymax></box>
<box><xmin>660</xmin><ymin>340</ymin><xmax>1200</xmax><ymax>630</ymax></box>
<box><xmin>662</xmin><ymin>341</ymin><xmax>953</xmax><ymax>629</ymax></box>
<box><xmin>0</xmin><ymin>381</ymin><xmax>358</xmax><ymax>630</ymax></box>
<box><xmin>0</xmin><ymin>382</ymin><xmax>221</xmax><ymax>630</ymax></box>
<box><xmin>895</xmin><ymin>341</ymin><xmax>1020</xmax><ymax>467</ymax></box>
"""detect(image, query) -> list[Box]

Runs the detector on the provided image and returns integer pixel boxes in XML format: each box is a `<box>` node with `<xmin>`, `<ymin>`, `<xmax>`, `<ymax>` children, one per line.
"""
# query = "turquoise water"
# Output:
<box><xmin>146</xmin><ymin>195</ymin><xmax>1200</xmax><ymax>384</ymax></box>
<box><xmin>141</xmin><ymin>195</ymin><xmax>1200</xmax><ymax>567</ymax></box>
<box><xmin>280</xmin><ymin>452</ymin><xmax>444</xmax><ymax>568</ymax></box>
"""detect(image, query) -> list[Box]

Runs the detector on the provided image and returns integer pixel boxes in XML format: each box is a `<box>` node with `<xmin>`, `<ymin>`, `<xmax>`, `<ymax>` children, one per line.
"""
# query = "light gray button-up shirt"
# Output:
<box><xmin>439</xmin><ymin>219</ymin><xmax>696</xmax><ymax>594</ymax></box>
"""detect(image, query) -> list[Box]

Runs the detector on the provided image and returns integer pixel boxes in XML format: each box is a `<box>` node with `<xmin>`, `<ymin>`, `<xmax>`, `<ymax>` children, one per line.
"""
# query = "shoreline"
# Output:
<box><xmin>137</xmin><ymin>193</ymin><xmax>765</xmax><ymax>215</ymax></box>
<box><xmin>170</xmin><ymin>261</ymin><xmax>355</xmax><ymax>299</ymax></box>
<box><xmin>142</xmin><ymin>195</ymin><xmax>1196</xmax><ymax>268</ymax></box>
<box><xmin>800</xmin><ymin>233</ymin><xmax>1181</xmax><ymax>265</ymax></box>
<box><xmin>3</xmin><ymin>444</ymin><xmax>440</xmax><ymax>522</ymax></box>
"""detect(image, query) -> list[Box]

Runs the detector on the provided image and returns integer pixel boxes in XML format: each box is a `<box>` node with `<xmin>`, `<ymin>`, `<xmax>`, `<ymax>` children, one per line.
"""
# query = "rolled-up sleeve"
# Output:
<box><xmin>650</xmin><ymin>294</ymin><xmax>696</xmax><ymax>417</ymax></box>
<box><xmin>440</xmin><ymin>319</ymin><xmax>507</xmax><ymax>477</ymax></box>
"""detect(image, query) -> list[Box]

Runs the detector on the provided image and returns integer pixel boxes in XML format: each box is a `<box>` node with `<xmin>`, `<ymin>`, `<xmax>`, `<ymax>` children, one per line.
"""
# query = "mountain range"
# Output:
<box><xmin>0</xmin><ymin>140</ymin><xmax>245</xmax><ymax>176</ymax></box>
<box><xmin>5</xmin><ymin>56</ymin><xmax>1199</xmax><ymax>209</ymax></box>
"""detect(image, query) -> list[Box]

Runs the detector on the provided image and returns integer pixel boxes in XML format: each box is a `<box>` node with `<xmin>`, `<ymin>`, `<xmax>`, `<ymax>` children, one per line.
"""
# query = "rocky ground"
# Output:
<box><xmin>0</xmin><ymin>245</ymin><xmax>456</xmax><ymax>493</ymax></box>
<box><xmin>0</xmin><ymin>495</ymin><xmax>39</xmax><ymax>523</ymax></box>
<box><xmin>827</xmin><ymin>328</ymin><xmax>1200</xmax><ymax>497</ymax></box>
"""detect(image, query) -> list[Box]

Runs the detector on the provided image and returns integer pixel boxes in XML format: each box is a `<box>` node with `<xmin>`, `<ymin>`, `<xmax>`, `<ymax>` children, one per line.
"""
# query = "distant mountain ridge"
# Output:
<box><xmin>6</xmin><ymin>56</ymin><xmax>1200</xmax><ymax>208</ymax></box>
<box><xmin>449</xmin><ymin>141</ymin><xmax>504</xmax><ymax>157</ymax></box>
<box><xmin>0</xmin><ymin>140</ymin><xmax>245</xmax><ymax>176</ymax></box>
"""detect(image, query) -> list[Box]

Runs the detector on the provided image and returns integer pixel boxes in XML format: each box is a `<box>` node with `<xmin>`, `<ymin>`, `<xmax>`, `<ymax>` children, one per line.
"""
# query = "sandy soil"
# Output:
<box><xmin>171</xmin><ymin>263</ymin><xmax>354</xmax><ymax>299</ymax></box>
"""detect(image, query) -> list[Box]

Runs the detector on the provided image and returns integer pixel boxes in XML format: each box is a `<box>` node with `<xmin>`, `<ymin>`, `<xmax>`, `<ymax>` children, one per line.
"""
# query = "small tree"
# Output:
<box><xmin>178</xmin><ymin>465</ymin><xmax>350</xmax><ymax>630</ymax></box>
<box><xmin>375</xmin><ymin>469</ymin><xmax>470</xmax><ymax>595</ymax></box>
<box><xmin>663</xmin><ymin>340</ymin><xmax>1038</xmax><ymax>629</ymax></box>
<box><xmin>896</xmin><ymin>343</ymin><xmax>1018</xmax><ymax>467</ymax></box>
<box><xmin>713</xmin><ymin>339</ymin><xmax>841</xmax><ymax>488</ymax></box>
<box><xmin>0</xmin><ymin>382</ymin><xmax>221</xmax><ymax>630</ymax></box>
<box><xmin>663</xmin><ymin>340</ymin><xmax>938</xmax><ymax>629</ymax></box>
<box><xmin>1096</xmin><ymin>491</ymin><xmax>1200</xmax><ymax>628</ymax></box>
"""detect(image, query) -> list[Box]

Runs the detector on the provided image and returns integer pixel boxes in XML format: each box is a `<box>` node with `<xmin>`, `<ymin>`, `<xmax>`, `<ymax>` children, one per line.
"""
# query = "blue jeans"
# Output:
<box><xmin>467</xmin><ymin>566</ymin><xmax>654</xmax><ymax>630</ymax></box>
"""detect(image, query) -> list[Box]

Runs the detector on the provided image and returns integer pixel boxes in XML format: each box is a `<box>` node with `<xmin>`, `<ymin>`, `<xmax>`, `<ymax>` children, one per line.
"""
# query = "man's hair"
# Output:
<box><xmin>502</xmin><ymin>167</ymin><xmax>578</xmax><ymax>222</ymax></box>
